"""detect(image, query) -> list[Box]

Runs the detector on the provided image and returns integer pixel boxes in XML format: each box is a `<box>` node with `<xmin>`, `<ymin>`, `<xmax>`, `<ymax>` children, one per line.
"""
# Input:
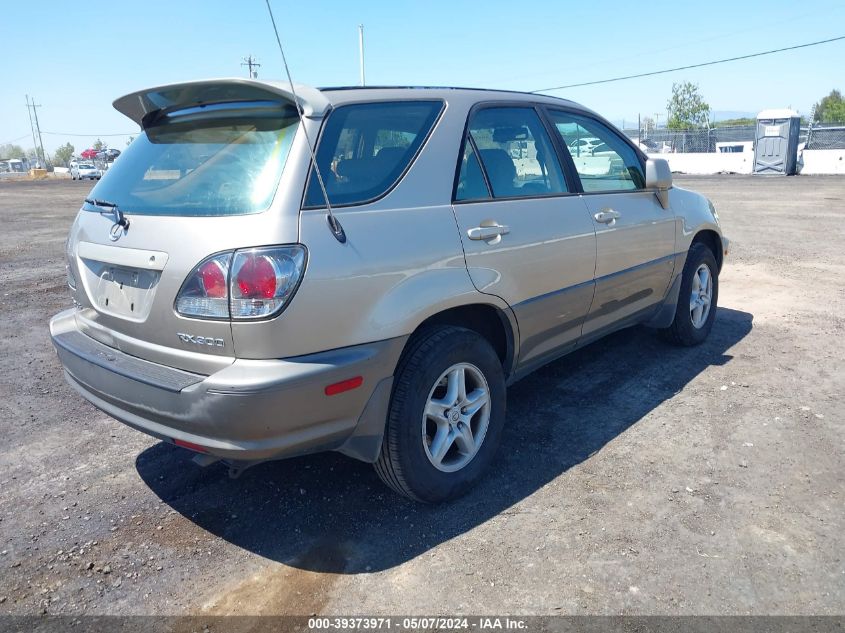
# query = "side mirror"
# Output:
<box><xmin>645</xmin><ymin>158</ymin><xmax>672</xmax><ymax>209</ymax></box>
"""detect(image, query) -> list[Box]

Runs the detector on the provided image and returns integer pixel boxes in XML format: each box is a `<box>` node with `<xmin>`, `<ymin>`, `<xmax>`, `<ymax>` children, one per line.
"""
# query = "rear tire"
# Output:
<box><xmin>659</xmin><ymin>242</ymin><xmax>719</xmax><ymax>346</ymax></box>
<box><xmin>375</xmin><ymin>326</ymin><xmax>506</xmax><ymax>502</ymax></box>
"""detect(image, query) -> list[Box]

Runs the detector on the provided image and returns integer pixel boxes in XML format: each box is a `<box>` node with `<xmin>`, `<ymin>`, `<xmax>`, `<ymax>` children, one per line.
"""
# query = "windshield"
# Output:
<box><xmin>79</xmin><ymin>164</ymin><xmax>95</xmax><ymax>169</ymax></box>
<box><xmin>84</xmin><ymin>101</ymin><xmax>299</xmax><ymax>216</ymax></box>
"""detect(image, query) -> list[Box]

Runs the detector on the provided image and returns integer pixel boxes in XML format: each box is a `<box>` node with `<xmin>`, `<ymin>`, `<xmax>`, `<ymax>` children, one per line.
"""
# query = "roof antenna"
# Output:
<box><xmin>264</xmin><ymin>0</ymin><xmax>346</xmax><ymax>244</ymax></box>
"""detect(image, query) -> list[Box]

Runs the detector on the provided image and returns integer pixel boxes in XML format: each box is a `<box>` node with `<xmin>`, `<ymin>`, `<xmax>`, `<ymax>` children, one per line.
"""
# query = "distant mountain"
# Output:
<box><xmin>711</xmin><ymin>110</ymin><xmax>757</xmax><ymax>121</ymax></box>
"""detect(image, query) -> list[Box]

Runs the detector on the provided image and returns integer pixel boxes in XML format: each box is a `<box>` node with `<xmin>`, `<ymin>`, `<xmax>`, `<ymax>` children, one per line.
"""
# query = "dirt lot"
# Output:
<box><xmin>0</xmin><ymin>176</ymin><xmax>842</xmax><ymax>616</ymax></box>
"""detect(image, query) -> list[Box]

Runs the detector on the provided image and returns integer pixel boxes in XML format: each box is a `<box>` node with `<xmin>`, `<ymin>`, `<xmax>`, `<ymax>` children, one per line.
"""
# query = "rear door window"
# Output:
<box><xmin>304</xmin><ymin>101</ymin><xmax>443</xmax><ymax>207</ymax></box>
<box><xmin>456</xmin><ymin>106</ymin><xmax>568</xmax><ymax>200</ymax></box>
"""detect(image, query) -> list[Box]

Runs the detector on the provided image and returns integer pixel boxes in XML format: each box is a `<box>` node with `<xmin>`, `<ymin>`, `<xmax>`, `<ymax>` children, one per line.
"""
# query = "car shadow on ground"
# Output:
<box><xmin>136</xmin><ymin>307</ymin><xmax>752</xmax><ymax>574</ymax></box>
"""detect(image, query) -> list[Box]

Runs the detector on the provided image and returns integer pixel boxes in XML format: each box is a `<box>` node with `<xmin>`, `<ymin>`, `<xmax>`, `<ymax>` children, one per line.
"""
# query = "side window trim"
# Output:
<box><xmin>451</xmin><ymin>102</ymin><xmax>494</xmax><ymax>203</ymax></box>
<box><xmin>301</xmin><ymin>99</ymin><xmax>446</xmax><ymax>210</ymax></box>
<box><xmin>544</xmin><ymin>106</ymin><xmax>648</xmax><ymax>195</ymax></box>
<box><xmin>451</xmin><ymin>101</ymin><xmax>580</xmax><ymax>204</ymax></box>
<box><xmin>466</xmin><ymin>133</ymin><xmax>493</xmax><ymax>199</ymax></box>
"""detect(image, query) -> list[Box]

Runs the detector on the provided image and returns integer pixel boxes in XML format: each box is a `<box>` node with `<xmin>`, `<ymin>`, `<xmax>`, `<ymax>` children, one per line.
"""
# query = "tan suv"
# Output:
<box><xmin>50</xmin><ymin>79</ymin><xmax>729</xmax><ymax>502</ymax></box>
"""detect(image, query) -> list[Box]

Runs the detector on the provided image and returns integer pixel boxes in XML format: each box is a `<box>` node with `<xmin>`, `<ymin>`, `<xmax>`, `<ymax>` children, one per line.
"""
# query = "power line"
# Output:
<box><xmin>0</xmin><ymin>134</ymin><xmax>31</xmax><ymax>146</ymax></box>
<box><xmin>532</xmin><ymin>35</ymin><xmax>845</xmax><ymax>93</ymax></box>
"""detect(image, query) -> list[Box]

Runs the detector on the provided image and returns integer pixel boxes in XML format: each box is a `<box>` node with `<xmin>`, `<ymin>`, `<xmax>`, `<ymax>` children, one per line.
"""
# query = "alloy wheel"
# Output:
<box><xmin>690</xmin><ymin>263</ymin><xmax>713</xmax><ymax>329</ymax></box>
<box><xmin>421</xmin><ymin>362</ymin><xmax>491</xmax><ymax>473</ymax></box>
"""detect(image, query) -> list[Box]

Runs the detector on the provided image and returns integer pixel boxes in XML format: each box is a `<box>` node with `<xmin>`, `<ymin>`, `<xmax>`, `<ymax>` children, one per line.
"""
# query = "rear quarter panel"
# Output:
<box><xmin>230</xmin><ymin>203</ymin><xmax>486</xmax><ymax>359</ymax></box>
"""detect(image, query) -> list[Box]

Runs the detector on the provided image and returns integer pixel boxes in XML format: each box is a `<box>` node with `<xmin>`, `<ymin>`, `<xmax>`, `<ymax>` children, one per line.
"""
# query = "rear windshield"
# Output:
<box><xmin>84</xmin><ymin>101</ymin><xmax>299</xmax><ymax>216</ymax></box>
<box><xmin>304</xmin><ymin>100</ymin><xmax>443</xmax><ymax>207</ymax></box>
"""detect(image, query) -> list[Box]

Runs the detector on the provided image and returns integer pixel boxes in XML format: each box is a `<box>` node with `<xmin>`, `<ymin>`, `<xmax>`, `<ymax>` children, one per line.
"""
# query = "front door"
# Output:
<box><xmin>546</xmin><ymin>109</ymin><xmax>676</xmax><ymax>338</ymax></box>
<box><xmin>451</xmin><ymin>105</ymin><xmax>597</xmax><ymax>368</ymax></box>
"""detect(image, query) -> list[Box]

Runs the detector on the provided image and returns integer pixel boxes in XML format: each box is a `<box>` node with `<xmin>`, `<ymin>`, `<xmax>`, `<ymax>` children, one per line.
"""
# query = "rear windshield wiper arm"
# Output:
<box><xmin>85</xmin><ymin>198</ymin><xmax>130</xmax><ymax>229</ymax></box>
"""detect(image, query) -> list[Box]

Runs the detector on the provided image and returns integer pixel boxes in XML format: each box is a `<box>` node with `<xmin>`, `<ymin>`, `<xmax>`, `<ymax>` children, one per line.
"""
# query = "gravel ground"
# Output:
<box><xmin>0</xmin><ymin>176</ymin><xmax>842</xmax><ymax>616</ymax></box>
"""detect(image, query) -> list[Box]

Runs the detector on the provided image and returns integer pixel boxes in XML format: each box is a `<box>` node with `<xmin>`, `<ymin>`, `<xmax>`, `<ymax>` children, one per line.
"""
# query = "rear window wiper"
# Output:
<box><xmin>84</xmin><ymin>197</ymin><xmax>117</xmax><ymax>210</ymax></box>
<box><xmin>84</xmin><ymin>198</ymin><xmax>130</xmax><ymax>229</ymax></box>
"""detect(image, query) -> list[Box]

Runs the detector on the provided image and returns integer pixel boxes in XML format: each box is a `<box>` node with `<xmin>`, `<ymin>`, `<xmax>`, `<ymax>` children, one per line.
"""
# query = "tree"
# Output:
<box><xmin>0</xmin><ymin>144</ymin><xmax>26</xmax><ymax>159</ymax></box>
<box><xmin>813</xmin><ymin>89</ymin><xmax>845</xmax><ymax>123</ymax></box>
<box><xmin>54</xmin><ymin>143</ymin><xmax>75</xmax><ymax>167</ymax></box>
<box><xmin>641</xmin><ymin>116</ymin><xmax>655</xmax><ymax>132</ymax></box>
<box><xmin>667</xmin><ymin>81</ymin><xmax>711</xmax><ymax>130</ymax></box>
<box><xmin>93</xmin><ymin>138</ymin><xmax>107</xmax><ymax>151</ymax></box>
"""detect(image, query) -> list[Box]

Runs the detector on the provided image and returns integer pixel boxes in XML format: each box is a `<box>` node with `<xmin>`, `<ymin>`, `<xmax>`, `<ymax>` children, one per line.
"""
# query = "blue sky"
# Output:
<box><xmin>2</xmin><ymin>0</ymin><xmax>843</xmax><ymax>155</ymax></box>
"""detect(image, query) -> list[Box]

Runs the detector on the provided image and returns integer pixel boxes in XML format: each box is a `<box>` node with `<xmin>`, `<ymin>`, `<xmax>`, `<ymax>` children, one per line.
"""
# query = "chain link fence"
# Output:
<box><xmin>621</xmin><ymin>123</ymin><xmax>845</xmax><ymax>153</ymax></box>
<box><xmin>622</xmin><ymin>126</ymin><xmax>755</xmax><ymax>153</ymax></box>
<box><xmin>805</xmin><ymin>124</ymin><xmax>845</xmax><ymax>150</ymax></box>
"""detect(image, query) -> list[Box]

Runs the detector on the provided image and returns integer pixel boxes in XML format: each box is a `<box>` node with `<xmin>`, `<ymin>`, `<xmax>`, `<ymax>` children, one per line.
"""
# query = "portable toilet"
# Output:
<box><xmin>753</xmin><ymin>108</ymin><xmax>801</xmax><ymax>175</ymax></box>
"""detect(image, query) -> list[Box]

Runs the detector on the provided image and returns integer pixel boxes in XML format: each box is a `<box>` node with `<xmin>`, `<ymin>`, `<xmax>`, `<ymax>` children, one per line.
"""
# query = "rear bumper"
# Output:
<box><xmin>50</xmin><ymin>309</ymin><xmax>405</xmax><ymax>463</ymax></box>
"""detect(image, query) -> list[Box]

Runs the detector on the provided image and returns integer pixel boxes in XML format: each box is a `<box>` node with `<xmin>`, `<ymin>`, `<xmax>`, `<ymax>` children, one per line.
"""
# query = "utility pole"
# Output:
<box><xmin>25</xmin><ymin>95</ymin><xmax>48</xmax><ymax>168</ymax></box>
<box><xmin>25</xmin><ymin>96</ymin><xmax>38</xmax><ymax>161</ymax></box>
<box><xmin>358</xmin><ymin>24</ymin><xmax>366</xmax><ymax>86</ymax></box>
<box><xmin>242</xmin><ymin>55</ymin><xmax>261</xmax><ymax>78</ymax></box>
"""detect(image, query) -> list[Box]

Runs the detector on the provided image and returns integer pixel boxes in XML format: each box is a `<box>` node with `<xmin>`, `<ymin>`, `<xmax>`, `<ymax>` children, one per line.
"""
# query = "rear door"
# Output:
<box><xmin>451</xmin><ymin>104</ymin><xmax>596</xmax><ymax>368</ymax></box>
<box><xmin>546</xmin><ymin>109</ymin><xmax>676</xmax><ymax>338</ymax></box>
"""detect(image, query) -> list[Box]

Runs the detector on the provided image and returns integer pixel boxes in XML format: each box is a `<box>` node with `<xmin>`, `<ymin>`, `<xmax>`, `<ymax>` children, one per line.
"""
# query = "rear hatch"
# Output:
<box><xmin>66</xmin><ymin>79</ymin><xmax>328</xmax><ymax>373</ymax></box>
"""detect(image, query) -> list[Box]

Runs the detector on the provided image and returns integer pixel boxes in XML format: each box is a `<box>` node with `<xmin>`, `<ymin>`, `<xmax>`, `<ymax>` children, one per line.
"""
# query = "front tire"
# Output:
<box><xmin>375</xmin><ymin>326</ymin><xmax>506</xmax><ymax>502</ymax></box>
<box><xmin>659</xmin><ymin>242</ymin><xmax>719</xmax><ymax>346</ymax></box>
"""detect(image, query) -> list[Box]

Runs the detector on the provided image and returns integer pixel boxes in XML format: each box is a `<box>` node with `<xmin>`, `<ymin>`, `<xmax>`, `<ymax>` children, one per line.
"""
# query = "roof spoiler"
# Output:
<box><xmin>113</xmin><ymin>77</ymin><xmax>331</xmax><ymax>128</ymax></box>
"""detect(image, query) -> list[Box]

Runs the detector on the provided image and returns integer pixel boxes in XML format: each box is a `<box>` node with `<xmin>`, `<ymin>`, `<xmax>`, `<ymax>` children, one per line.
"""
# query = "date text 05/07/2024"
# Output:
<box><xmin>307</xmin><ymin>616</ymin><xmax>527</xmax><ymax>630</ymax></box>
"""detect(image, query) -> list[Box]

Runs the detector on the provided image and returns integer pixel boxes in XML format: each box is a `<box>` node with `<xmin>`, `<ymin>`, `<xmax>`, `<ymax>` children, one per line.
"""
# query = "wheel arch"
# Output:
<box><xmin>691</xmin><ymin>229</ymin><xmax>724</xmax><ymax>272</ymax></box>
<box><xmin>409</xmin><ymin>303</ymin><xmax>518</xmax><ymax>379</ymax></box>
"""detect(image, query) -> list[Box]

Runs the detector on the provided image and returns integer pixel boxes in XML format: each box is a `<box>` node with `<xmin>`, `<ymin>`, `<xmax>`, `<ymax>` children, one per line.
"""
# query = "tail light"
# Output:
<box><xmin>175</xmin><ymin>246</ymin><xmax>306</xmax><ymax>320</ymax></box>
<box><xmin>175</xmin><ymin>253</ymin><xmax>232</xmax><ymax>318</ymax></box>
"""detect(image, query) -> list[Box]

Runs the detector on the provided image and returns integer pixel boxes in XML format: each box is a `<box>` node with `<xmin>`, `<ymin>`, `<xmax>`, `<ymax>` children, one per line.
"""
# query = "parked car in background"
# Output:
<box><xmin>567</xmin><ymin>136</ymin><xmax>601</xmax><ymax>156</ymax></box>
<box><xmin>0</xmin><ymin>159</ymin><xmax>26</xmax><ymax>173</ymax></box>
<box><xmin>51</xmin><ymin>79</ymin><xmax>728</xmax><ymax>502</ymax></box>
<box><xmin>70</xmin><ymin>162</ymin><xmax>101</xmax><ymax>180</ymax></box>
<box><xmin>98</xmin><ymin>148</ymin><xmax>121</xmax><ymax>161</ymax></box>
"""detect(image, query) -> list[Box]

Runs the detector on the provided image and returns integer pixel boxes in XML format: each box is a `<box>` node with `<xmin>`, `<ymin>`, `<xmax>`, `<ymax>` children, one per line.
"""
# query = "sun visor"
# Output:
<box><xmin>113</xmin><ymin>78</ymin><xmax>331</xmax><ymax>128</ymax></box>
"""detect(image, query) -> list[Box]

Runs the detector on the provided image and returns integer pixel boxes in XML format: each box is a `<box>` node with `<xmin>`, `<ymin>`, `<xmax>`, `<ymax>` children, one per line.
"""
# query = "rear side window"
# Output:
<box><xmin>548</xmin><ymin>110</ymin><xmax>645</xmax><ymax>192</ymax></box>
<box><xmin>457</xmin><ymin>107</ymin><xmax>568</xmax><ymax>200</ymax></box>
<box><xmin>304</xmin><ymin>101</ymin><xmax>443</xmax><ymax>207</ymax></box>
